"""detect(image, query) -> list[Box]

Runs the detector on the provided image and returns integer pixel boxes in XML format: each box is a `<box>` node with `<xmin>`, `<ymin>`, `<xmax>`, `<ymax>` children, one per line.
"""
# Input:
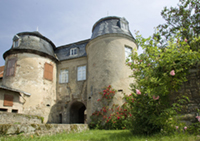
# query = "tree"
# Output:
<box><xmin>125</xmin><ymin>31</ymin><xmax>200</xmax><ymax>135</ymax></box>
<box><xmin>156</xmin><ymin>0</ymin><xmax>200</xmax><ymax>50</ymax></box>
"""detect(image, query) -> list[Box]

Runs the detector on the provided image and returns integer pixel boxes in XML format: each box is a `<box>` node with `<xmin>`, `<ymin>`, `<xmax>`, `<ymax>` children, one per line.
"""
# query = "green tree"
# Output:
<box><xmin>125</xmin><ymin>31</ymin><xmax>200</xmax><ymax>135</ymax></box>
<box><xmin>156</xmin><ymin>0</ymin><xmax>200</xmax><ymax>50</ymax></box>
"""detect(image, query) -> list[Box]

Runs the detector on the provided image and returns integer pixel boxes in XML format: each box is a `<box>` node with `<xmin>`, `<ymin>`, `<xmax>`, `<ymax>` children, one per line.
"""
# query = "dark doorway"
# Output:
<box><xmin>70</xmin><ymin>101</ymin><xmax>86</xmax><ymax>124</ymax></box>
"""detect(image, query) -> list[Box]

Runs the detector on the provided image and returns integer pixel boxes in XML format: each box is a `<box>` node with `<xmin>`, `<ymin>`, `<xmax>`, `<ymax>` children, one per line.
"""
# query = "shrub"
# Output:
<box><xmin>89</xmin><ymin>85</ymin><xmax>131</xmax><ymax>130</ymax></box>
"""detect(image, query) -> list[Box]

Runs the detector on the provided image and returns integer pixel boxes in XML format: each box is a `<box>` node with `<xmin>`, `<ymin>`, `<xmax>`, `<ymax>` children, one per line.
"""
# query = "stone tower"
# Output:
<box><xmin>3</xmin><ymin>31</ymin><xmax>57</xmax><ymax>123</ymax></box>
<box><xmin>86</xmin><ymin>16</ymin><xmax>137</xmax><ymax>122</ymax></box>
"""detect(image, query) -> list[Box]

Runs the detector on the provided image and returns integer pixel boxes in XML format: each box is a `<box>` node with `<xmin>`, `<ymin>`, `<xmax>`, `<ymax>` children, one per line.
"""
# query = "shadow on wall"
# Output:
<box><xmin>47</xmin><ymin>100</ymin><xmax>86</xmax><ymax>124</ymax></box>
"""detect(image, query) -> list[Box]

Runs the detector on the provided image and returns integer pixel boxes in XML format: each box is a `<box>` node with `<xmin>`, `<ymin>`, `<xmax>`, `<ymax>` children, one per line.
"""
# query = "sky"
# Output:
<box><xmin>0</xmin><ymin>0</ymin><xmax>180</xmax><ymax>66</ymax></box>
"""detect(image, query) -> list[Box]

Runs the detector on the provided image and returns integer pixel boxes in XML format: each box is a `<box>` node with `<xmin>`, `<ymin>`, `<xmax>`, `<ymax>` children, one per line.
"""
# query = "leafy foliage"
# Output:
<box><xmin>126</xmin><ymin>31</ymin><xmax>200</xmax><ymax>135</ymax></box>
<box><xmin>156</xmin><ymin>0</ymin><xmax>200</xmax><ymax>50</ymax></box>
<box><xmin>89</xmin><ymin>85</ymin><xmax>131</xmax><ymax>130</ymax></box>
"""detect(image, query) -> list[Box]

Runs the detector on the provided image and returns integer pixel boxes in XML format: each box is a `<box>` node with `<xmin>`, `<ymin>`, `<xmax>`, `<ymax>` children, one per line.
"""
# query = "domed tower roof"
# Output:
<box><xmin>91</xmin><ymin>16</ymin><xmax>134</xmax><ymax>40</ymax></box>
<box><xmin>3</xmin><ymin>31</ymin><xmax>57</xmax><ymax>61</ymax></box>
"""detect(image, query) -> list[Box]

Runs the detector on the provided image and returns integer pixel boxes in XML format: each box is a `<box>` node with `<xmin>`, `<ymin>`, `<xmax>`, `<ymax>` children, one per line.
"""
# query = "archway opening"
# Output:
<box><xmin>70</xmin><ymin>101</ymin><xmax>86</xmax><ymax>124</ymax></box>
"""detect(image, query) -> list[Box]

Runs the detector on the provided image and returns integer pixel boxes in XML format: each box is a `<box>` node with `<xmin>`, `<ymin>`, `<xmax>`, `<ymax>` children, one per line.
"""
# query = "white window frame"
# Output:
<box><xmin>13</xmin><ymin>40</ymin><xmax>19</xmax><ymax>48</ymax></box>
<box><xmin>120</xmin><ymin>21</ymin><xmax>128</xmax><ymax>31</ymax></box>
<box><xmin>125</xmin><ymin>46</ymin><xmax>132</xmax><ymax>62</ymax></box>
<box><xmin>59</xmin><ymin>69</ymin><xmax>69</xmax><ymax>83</ymax></box>
<box><xmin>77</xmin><ymin>66</ymin><xmax>86</xmax><ymax>81</ymax></box>
<box><xmin>13</xmin><ymin>35</ymin><xmax>20</xmax><ymax>48</ymax></box>
<box><xmin>70</xmin><ymin>48</ymin><xmax>78</xmax><ymax>56</ymax></box>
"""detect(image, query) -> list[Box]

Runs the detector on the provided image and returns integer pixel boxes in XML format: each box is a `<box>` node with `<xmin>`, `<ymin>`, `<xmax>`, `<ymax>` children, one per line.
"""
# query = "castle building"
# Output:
<box><xmin>0</xmin><ymin>16</ymin><xmax>137</xmax><ymax>123</ymax></box>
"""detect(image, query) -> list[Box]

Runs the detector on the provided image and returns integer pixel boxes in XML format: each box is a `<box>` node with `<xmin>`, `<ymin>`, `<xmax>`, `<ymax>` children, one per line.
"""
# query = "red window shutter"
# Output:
<box><xmin>4</xmin><ymin>95</ymin><xmax>14</xmax><ymax>107</ymax></box>
<box><xmin>44</xmin><ymin>63</ymin><xmax>53</xmax><ymax>81</ymax></box>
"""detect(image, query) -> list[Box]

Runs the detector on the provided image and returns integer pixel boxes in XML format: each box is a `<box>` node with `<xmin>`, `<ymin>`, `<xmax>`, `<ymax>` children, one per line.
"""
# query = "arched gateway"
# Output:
<box><xmin>70</xmin><ymin>101</ymin><xmax>86</xmax><ymax>124</ymax></box>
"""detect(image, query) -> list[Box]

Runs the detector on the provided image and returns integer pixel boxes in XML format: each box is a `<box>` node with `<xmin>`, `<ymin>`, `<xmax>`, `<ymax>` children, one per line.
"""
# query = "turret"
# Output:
<box><xmin>86</xmin><ymin>16</ymin><xmax>137</xmax><ymax>122</ymax></box>
<box><xmin>2</xmin><ymin>31</ymin><xmax>57</xmax><ymax>123</ymax></box>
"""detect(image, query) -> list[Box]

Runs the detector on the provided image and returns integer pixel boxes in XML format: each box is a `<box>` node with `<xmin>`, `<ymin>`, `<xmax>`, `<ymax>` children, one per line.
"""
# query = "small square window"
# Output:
<box><xmin>77</xmin><ymin>66</ymin><xmax>86</xmax><ymax>81</ymax></box>
<box><xmin>125</xmin><ymin>46</ymin><xmax>132</xmax><ymax>62</ymax></box>
<box><xmin>59</xmin><ymin>69</ymin><xmax>68</xmax><ymax>83</ymax></box>
<box><xmin>70</xmin><ymin>48</ymin><xmax>78</xmax><ymax>56</ymax></box>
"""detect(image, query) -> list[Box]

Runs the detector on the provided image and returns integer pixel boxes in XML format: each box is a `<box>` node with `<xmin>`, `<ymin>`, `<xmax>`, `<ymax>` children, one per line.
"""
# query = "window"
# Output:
<box><xmin>4</xmin><ymin>95</ymin><xmax>14</xmax><ymax>107</ymax></box>
<box><xmin>59</xmin><ymin>69</ymin><xmax>68</xmax><ymax>83</ymax></box>
<box><xmin>6</xmin><ymin>58</ymin><xmax>16</xmax><ymax>76</ymax></box>
<box><xmin>120</xmin><ymin>21</ymin><xmax>128</xmax><ymax>31</ymax></box>
<box><xmin>13</xmin><ymin>35</ymin><xmax>20</xmax><ymax>48</ymax></box>
<box><xmin>44</xmin><ymin>63</ymin><xmax>53</xmax><ymax>81</ymax></box>
<box><xmin>0</xmin><ymin>108</ymin><xmax>8</xmax><ymax>112</ymax></box>
<box><xmin>77</xmin><ymin>66</ymin><xmax>86</xmax><ymax>81</ymax></box>
<box><xmin>125</xmin><ymin>46</ymin><xmax>132</xmax><ymax>62</ymax></box>
<box><xmin>70</xmin><ymin>48</ymin><xmax>78</xmax><ymax>56</ymax></box>
<box><xmin>12</xmin><ymin>109</ymin><xmax>18</xmax><ymax>113</ymax></box>
<box><xmin>13</xmin><ymin>40</ymin><xmax>19</xmax><ymax>47</ymax></box>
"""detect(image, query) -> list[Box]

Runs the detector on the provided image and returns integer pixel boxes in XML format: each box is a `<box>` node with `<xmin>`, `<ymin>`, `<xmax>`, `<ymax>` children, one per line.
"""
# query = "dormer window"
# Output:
<box><xmin>13</xmin><ymin>40</ymin><xmax>19</xmax><ymax>47</ymax></box>
<box><xmin>70</xmin><ymin>48</ymin><xmax>78</xmax><ymax>56</ymax></box>
<box><xmin>12</xmin><ymin>35</ymin><xmax>20</xmax><ymax>48</ymax></box>
<box><xmin>119</xmin><ymin>19</ymin><xmax>129</xmax><ymax>31</ymax></box>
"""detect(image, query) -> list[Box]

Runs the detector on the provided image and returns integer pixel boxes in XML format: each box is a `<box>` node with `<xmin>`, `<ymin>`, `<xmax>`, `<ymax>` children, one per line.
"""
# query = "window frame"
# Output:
<box><xmin>125</xmin><ymin>46</ymin><xmax>132</xmax><ymax>62</ymax></box>
<box><xmin>12</xmin><ymin>35</ymin><xmax>20</xmax><ymax>48</ymax></box>
<box><xmin>59</xmin><ymin>69</ymin><xmax>69</xmax><ymax>83</ymax></box>
<box><xmin>70</xmin><ymin>48</ymin><xmax>78</xmax><ymax>56</ymax></box>
<box><xmin>77</xmin><ymin>65</ymin><xmax>86</xmax><ymax>81</ymax></box>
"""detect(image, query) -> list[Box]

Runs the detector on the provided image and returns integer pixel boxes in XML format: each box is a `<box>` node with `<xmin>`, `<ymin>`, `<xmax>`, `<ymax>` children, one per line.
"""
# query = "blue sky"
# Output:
<box><xmin>0</xmin><ymin>0</ymin><xmax>179</xmax><ymax>66</ymax></box>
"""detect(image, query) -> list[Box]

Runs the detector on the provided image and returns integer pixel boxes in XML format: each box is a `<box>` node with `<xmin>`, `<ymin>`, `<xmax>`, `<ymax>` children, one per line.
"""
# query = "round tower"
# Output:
<box><xmin>86</xmin><ymin>16</ymin><xmax>137</xmax><ymax>122</ymax></box>
<box><xmin>3</xmin><ymin>31</ymin><xmax>57</xmax><ymax>123</ymax></box>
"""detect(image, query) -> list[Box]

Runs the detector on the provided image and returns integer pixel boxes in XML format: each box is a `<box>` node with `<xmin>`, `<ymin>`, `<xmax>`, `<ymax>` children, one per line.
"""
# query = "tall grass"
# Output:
<box><xmin>0</xmin><ymin>130</ymin><xmax>199</xmax><ymax>141</ymax></box>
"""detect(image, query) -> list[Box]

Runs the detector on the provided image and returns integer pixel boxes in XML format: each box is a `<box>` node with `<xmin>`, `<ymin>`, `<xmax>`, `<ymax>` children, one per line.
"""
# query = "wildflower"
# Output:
<box><xmin>136</xmin><ymin>89</ymin><xmax>141</xmax><ymax>95</ymax></box>
<box><xmin>97</xmin><ymin>99</ymin><xmax>101</xmax><ymax>101</ymax></box>
<box><xmin>175</xmin><ymin>126</ymin><xmax>179</xmax><ymax>130</ymax></box>
<box><xmin>184</xmin><ymin>38</ymin><xmax>188</xmax><ymax>42</ymax></box>
<box><xmin>170</xmin><ymin>70</ymin><xmax>175</xmax><ymax>76</ymax></box>
<box><xmin>196</xmin><ymin>116</ymin><xmax>200</xmax><ymax>122</ymax></box>
<box><xmin>147</xmin><ymin>63</ymin><xmax>151</xmax><ymax>66</ymax></box>
<box><xmin>153</xmin><ymin>95</ymin><xmax>159</xmax><ymax>100</ymax></box>
<box><xmin>117</xmin><ymin>116</ymin><xmax>120</xmax><ymax>119</ymax></box>
<box><xmin>128</xmin><ymin>62</ymin><xmax>132</xmax><ymax>66</ymax></box>
<box><xmin>132</xmin><ymin>68</ymin><xmax>136</xmax><ymax>71</ymax></box>
<box><xmin>184</xmin><ymin>126</ymin><xmax>187</xmax><ymax>130</ymax></box>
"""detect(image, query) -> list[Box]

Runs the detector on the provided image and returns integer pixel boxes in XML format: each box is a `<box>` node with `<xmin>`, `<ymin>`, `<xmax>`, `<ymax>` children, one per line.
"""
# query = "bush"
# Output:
<box><xmin>89</xmin><ymin>85</ymin><xmax>131</xmax><ymax>130</ymax></box>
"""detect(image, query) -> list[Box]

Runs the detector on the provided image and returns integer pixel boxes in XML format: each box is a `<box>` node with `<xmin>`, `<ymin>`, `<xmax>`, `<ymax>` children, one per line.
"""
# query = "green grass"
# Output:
<box><xmin>0</xmin><ymin>130</ymin><xmax>199</xmax><ymax>141</ymax></box>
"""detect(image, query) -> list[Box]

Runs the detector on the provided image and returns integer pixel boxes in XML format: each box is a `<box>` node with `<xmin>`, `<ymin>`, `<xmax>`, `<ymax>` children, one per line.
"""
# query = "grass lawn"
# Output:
<box><xmin>0</xmin><ymin>130</ymin><xmax>199</xmax><ymax>141</ymax></box>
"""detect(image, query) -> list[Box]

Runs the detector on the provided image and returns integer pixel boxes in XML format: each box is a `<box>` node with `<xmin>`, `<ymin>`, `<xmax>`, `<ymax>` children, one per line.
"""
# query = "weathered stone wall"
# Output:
<box><xmin>2</xmin><ymin>53</ymin><xmax>57</xmax><ymax>123</ymax></box>
<box><xmin>54</xmin><ymin>57</ymin><xmax>87</xmax><ymax>123</ymax></box>
<box><xmin>0</xmin><ymin>113</ymin><xmax>43</xmax><ymax>124</ymax></box>
<box><xmin>0</xmin><ymin>89</ymin><xmax>22</xmax><ymax>113</ymax></box>
<box><xmin>170</xmin><ymin>68</ymin><xmax>200</xmax><ymax>124</ymax></box>
<box><xmin>0</xmin><ymin>124</ymin><xmax>88</xmax><ymax>136</ymax></box>
<box><xmin>86</xmin><ymin>34</ymin><xmax>137</xmax><ymax>122</ymax></box>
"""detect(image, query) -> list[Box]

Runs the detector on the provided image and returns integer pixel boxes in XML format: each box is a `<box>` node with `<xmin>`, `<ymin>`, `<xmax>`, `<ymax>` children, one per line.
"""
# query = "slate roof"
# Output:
<box><xmin>0</xmin><ymin>66</ymin><xmax>4</xmax><ymax>78</ymax></box>
<box><xmin>91</xmin><ymin>16</ymin><xmax>134</xmax><ymax>40</ymax></box>
<box><xmin>55</xmin><ymin>39</ymin><xmax>89</xmax><ymax>61</ymax></box>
